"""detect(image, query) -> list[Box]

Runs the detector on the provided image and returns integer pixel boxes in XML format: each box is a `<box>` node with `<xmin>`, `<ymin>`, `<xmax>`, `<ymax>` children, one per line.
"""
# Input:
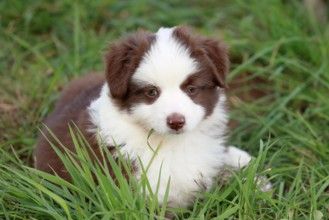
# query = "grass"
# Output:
<box><xmin>1</xmin><ymin>0</ymin><xmax>329</xmax><ymax>219</ymax></box>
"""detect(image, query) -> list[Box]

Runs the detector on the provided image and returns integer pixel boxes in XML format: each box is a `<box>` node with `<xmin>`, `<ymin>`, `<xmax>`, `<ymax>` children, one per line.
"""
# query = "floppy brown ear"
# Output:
<box><xmin>173</xmin><ymin>25</ymin><xmax>229</xmax><ymax>88</ymax></box>
<box><xmin>104</xmin><ymin>31</ymin><xmax>155</xmax><ymax>100</ymax></box>
<box><xmin>199</xmin><ymin>38</ymin><xmax>229</xmax><ymax>88</ymax></box>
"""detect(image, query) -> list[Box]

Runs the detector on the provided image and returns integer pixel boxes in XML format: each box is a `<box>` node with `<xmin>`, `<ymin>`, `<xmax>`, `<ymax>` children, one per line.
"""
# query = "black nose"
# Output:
<box><xmin>167</xmin><ymin>113</ymin><xmax>185</xmax><ymax>131</ymax></box>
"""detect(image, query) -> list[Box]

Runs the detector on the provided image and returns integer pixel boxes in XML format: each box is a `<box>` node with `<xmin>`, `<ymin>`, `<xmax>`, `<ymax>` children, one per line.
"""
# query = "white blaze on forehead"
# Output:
<box><xmin>132</xmin><ymin>27</ymin><xmax>199</xmax><ymax>87</ymax></box>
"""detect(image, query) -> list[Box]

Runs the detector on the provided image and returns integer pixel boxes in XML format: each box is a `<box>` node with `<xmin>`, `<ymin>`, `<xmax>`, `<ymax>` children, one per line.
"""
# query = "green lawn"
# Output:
<box><xmin>1</xmin><ymin>0</ymin><xmax>328</xmax><ymax>219</ymax></box>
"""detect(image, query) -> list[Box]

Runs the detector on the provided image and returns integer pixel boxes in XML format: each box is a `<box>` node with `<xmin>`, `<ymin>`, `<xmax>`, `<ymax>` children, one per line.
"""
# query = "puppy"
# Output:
<box><xmin>34</xmin><ymin>26</ymin><xmax>252</xmax><ymax>209</ymax></box>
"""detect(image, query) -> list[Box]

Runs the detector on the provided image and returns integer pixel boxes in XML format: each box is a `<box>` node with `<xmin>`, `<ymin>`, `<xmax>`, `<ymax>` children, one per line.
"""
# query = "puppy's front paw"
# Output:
<box><xmin>221</xmin><ymin>146</ymin><xmax>273</xmax><ymax>193</ymax></box>
<box><xmin>225</xmin><ymin>146</ymin><xmax>251</xmax><ymax>168</ymax></box>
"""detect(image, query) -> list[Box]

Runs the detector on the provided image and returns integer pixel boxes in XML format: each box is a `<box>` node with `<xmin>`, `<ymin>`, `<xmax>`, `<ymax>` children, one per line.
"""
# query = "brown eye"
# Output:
<box><xmin>145</xmin><ymin>87</ymin><xmax>159</xmax><ymax>98</ymax></box>
<box><xmin>186</xmin><ymin>85</ymin><xmax>198</xmax><ymax>95</ymax></box>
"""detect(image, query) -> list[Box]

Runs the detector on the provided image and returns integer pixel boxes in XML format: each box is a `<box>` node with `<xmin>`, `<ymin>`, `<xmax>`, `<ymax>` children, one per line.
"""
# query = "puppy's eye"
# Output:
<box><xmin>145</xmin><ymin>87</ymin><xmax>159</xmax><ymax>98</ymax></box>
<box><xmin>186</xmin><ymin>85</ymin><xmax>198</xmax><ymax>95</ymax></box>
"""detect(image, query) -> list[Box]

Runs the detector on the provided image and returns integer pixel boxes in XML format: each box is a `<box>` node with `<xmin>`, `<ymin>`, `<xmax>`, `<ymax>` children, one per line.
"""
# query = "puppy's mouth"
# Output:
<box><xmin>167</xmin><ymin>129</ymin><xmax>185</xmax><ymax>135</ymax></box>
<box><xmin>150</xmin><ymin>127</ymin><xmax>186</xmax><ymax>136</ymax></box>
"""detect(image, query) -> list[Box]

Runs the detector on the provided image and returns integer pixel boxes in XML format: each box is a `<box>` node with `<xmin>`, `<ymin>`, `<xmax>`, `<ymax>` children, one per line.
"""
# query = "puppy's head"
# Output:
<box><xmin>104</xmin><ymin>26</ymin><xmax>229</xmax><ymax>135</ymax></box>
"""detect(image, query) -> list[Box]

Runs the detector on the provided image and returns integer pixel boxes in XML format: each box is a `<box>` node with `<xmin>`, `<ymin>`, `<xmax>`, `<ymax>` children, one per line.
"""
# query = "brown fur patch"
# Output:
<box><xmin>173</xmin><ymin>25</ymin><xmax>229</xmax><ymax>89</ymax></box>
<box><xmin>34</xmin><ymin>73</ymin><xmax>107</xmax><ymax>180</ymax></box>
<box><xmin>180</xmin><ymin>72</ymin><xmax>220</xmax><ymax>116</ymax></box>
<box><xmin>104</xmin><ymin>30</ymin><xmax>156</xmax><ymax>108</ymax></box>
<box><xmin>119</xmin><ymin>82</ymin><xmax>161</xmax><ymax>111</ymax></box>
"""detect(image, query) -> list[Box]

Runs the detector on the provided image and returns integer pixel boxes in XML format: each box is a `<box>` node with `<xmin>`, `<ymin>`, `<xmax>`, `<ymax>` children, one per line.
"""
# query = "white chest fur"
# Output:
<box><xmin>121</xmin><ymin>131</ymin><xmax>226</xmax><ymax>208</ymax></box>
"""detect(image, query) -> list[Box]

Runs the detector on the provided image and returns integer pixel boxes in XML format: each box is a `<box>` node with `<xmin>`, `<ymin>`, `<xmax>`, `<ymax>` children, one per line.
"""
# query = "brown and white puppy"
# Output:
<box><xmin>35</xmin><ymin>26</ymin><xmax>252</xmax><ymax>209</ymax></box>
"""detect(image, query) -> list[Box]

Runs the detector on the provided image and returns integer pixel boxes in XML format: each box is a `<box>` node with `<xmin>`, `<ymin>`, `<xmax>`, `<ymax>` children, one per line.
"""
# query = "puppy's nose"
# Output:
<box><xmin>167</xmin><ymin>113</ymin><xmax>185</xmax><ymax>131</ymax></box>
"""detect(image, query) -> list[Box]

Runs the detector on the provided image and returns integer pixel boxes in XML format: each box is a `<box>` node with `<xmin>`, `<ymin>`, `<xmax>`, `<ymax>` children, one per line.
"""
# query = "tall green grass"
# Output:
<box><xmin>0</xmin><ymin>126</ymin><xmax>275</xmax><ymax>219</ymax></box>
<box><xmin>1</xmin><ymin>0</ymin><xmax>328</xmax><ymax>219</ymax></box>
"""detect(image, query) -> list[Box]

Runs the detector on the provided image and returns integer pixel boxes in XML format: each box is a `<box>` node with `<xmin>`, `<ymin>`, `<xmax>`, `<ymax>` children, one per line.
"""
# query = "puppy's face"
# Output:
<box><xmin>105</xmin><ymin>26</ymin><xmax>228</xmax><ymax>135</ymax></box>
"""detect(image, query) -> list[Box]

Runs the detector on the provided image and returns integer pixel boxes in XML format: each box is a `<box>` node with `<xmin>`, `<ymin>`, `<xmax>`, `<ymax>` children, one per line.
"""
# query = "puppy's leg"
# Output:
<box><xmin>224</xmin><ymin>146</ymin><xmax>252</xmax><ymax>168</ymax></box>
<box><xmin>217</xmin><ymin>146</ymin><xmax>251</xmax><ymax>185</ymax></box>
<box><xmin>220</xmin><ymin>146</ymin><xmax>272</xmax><ymax>193</ymax></box>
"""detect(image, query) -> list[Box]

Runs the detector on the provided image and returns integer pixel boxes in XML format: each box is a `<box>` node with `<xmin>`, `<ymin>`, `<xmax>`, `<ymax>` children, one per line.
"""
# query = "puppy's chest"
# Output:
<box><xmin>118</xmin><ymin>135</ymin><xmax>225</xmax><ymax>206</ymax></box>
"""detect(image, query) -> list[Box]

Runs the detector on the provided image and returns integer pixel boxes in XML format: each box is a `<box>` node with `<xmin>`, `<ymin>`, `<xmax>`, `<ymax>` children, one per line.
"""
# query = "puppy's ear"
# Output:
<box><xmin>200</xmin><ymin>38</ymin><xmax>229</xmax><ymax>88</ymax></box>
<box><xmin>173</xmin><ymin>26</ymin><xmax>229</xmax><ymax>88</ymax></box>
<box><xmin>104</xmin><ymin>31</ymin><xmax>155</xmax><ymax>99</ymax></box>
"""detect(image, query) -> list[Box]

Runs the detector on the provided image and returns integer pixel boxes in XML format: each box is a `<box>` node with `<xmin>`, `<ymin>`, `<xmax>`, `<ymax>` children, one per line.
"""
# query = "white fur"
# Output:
<box><xmin>88</xmin><ymin>27</ymin><xmax>252</xmax><ymax>208</ymax></box>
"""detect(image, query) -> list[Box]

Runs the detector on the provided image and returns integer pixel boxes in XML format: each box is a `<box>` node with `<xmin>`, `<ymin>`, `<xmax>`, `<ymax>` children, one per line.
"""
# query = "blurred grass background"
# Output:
<box><xmin>0</xmin><ymin>0</ymin><xmax>329</xmax><ymax>219</ymax></box>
